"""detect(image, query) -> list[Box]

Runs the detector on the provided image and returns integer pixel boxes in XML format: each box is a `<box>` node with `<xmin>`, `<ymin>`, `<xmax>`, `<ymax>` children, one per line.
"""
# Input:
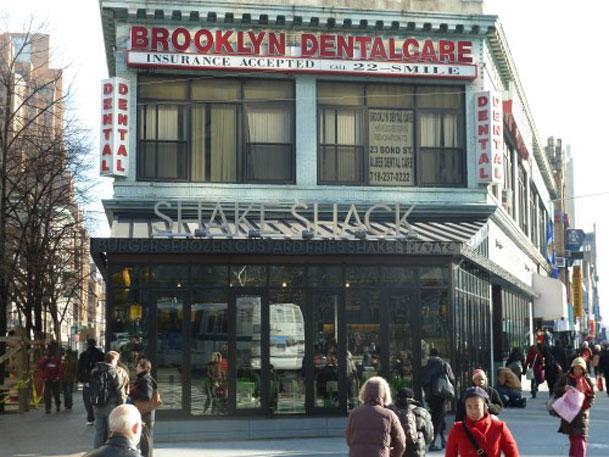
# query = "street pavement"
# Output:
<box><xmin>2</xmin><ymin>385</ymin><xmax>609</xmax><ymax>457</ymax></box>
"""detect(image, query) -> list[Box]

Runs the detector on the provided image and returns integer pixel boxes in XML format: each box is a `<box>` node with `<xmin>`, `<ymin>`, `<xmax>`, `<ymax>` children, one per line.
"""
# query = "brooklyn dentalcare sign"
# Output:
<box><xmin>100</xmin><ymin>77</ymin><xmax>130</xmax><ymax>177</ymax></box>
<box><xmin>128</xmin><ymin>26</ymin><xmax>477</xmax><ymax>80</ymax></box>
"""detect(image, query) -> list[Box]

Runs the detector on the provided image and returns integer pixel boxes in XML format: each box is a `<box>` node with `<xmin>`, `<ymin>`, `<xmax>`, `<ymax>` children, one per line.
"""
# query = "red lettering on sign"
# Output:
<box><xmin>420</xmin><ymin>40</ymin><xmax>438</xmax><ymax>63</ymax></box>
<box><xmin>102</xmin><ymin>114</ymin><xmax>112</xmax><ymax>125</ymax></box>
<box><xmin>320</xmin><ymin>34</ymin><xmax>336</xmax><ymax>58</ymax></box>
<box><xmin>268</xmin><ymin>32</ymin><xmax>285</xmax><ymax>56</ymax></box>
<box><xmin>301</xmin><ymin>34</ymin><xmax>318</xmax><ymax>57</ymax></box>
<box><xmin>249</xmin><ymin>31</ymin><xmax>265</xmax><ymax>55</ymax></box>
<box><xmin>171</xmin><ymin>27</ymin><xmax>191</xmax><ymax>52</ymax></box>
<box><xmin>131</xmin><ymin>26</ymin><xmax>148</xmax><ymax>51</ymax></box>
<box><xmin>388</xmin><ymin>38</ymin><xmax>401</xmax><ymax>60</ymax></box>
<box><xmin>337</xmin><ymin>35</ymin><xmax>354</xmax><ymax>59</ymax></box>
<box><xmin>101</xmin><ymin>159</ymin><xmax>109</xmax><ymax>171</ymax></box>
<box><xmin>102</xmin><ymin>128</ymin><xmax>112</xmax><ymax>140</ymax></box>
<box><xmin>478</xmin><ymin>124</ymin><xmax>489</xmax><ymax>136</ymax></box>
<box><xmin>116</xmin><ymin>144</ymin><xmax>128</xmax><ymax>156</ymax></box>
<box><xmin>118</xmin><ymin>129</ymin><xmax>127</xmax><ymax>141</ymax></box>
<box><xmin>478</xmin><ymin>139</ymin><xmax>489</xmax><ymax>150</ymax></box>
<box><xmin>118</xmin><ymin>83</ymin><xmax>128</xmax><ymax>95</ymax></box>
<box><xmin>477</xmin><ymin>96</ymin><xmax>488</xmax><ymax>107</ymax></box>
<box><xmin>458</xmin><ymin>41</ymin><xmax>473</xmax><ymax>63</ymax></box>
<box><xmin>402</xmin><ymin>39</ymin><xmax>419</xmax><ymax>61</ymax></box>
<box><xmin>370</xmin><ymin>37</ymin><xmax>388</xmax><ymax>60</ymax></box>
<box><xmin>438</xmin><ymin>40</ymin><xmax>455</xmax><ymax>63</ymax></box>
<box><xmin>117</xmin><ymin>114</ymin><xmax>128</xmax><ymax>126</ymax></box>
<box><xmin>479</xmin><ymin>168</ymin><xmax>490</xmax><ymax>179</ymax></box>
<box><xmin>478</xmin><ymin>110</ymin><xmax>488</xmax><ymax>122</ymax></box>
<box><xmin>355</xmin><ymin>36</ymin><xmax>371</xmax><ymax>59</ymax></box>
<box><xmin>118</xmin><ymin>98</ymin><xmax>128</xmax><ymax>111</ymax></box>
<box><xmin>102</xmin><ymin>144</ymin><xmax>112</xmax><ymax>156</ymax></box>
<box><xmin>116</xmin><ymin>159</ymin><xmax>125</xmax><ymax>172</ymax></box>
<box><xmin>103</xmin><ymin>98</ymin><xmax>112</xmax><ymax>110</ymax></box>
<box><xmin>103</xmin><ymin>83</ymin><xmax>113</xmax><ymax>95</ymax></box>
<box><xmin>194</xmin><ymin>29</ymin><xmax>213</xmax><ymax>53</ymax></box>
<box><xmin>215</xmin><ymin>30</ymin><xmax>234</xmax><ymax>53</ymax></box>
<box><xmin>151</xmin><ymin>27</ymin><xmax>169</xmax><ymax>51</ymax></box>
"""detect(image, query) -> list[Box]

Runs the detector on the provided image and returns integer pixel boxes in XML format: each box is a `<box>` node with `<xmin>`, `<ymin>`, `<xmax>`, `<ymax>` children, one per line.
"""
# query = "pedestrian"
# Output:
<box><xmin>421</xmin><ymin>348</ymin><xmax>454</xmax><ymax>450</ymax></box>
<box><xmin>130</xmin><ymin>358</ymin><xmax>157</xmax><ymax>457</ymax></box>
<box><xmin>78</xmin><ymin>338</ymin><xmax>105</xmax><ymax>425</ymax></box>
<box><xmin>345</xmin><ymin>376</ymin><xmax>405</xmax><ymax>457</ymax></box>
<box><xmin>496</xmin><ymin>367</ymin><xmax>525</xmax><ymax>407</ymax></box>
<box><xmin>445</xmin><ymin>386</ymin><xmax>519</xmax><ymax>457</ymax></box>
<box><xmin>82</xmin><ymin>404</ymin><xmax>143</xmax><ymax>457</ymax></box>
<box><xmin>62</xmin><ymin>349</ymin><xmax>78</xmax><ymax>410</ymax></box>
<box><xmin>455</xmin><ymin>369</ymin><xmax>503</xmax><ymax>421</ymax></box>
<box><xmin>389</xmin><ymin>387</ymin><xmax>434</xmax><ymax>457</ymax></box>
<box><xmin>598</xmin><ymin>343</ymin><xmax>609</xmax><ymax>396</ymax></box>
<box><xmin>553</xmin><ymin>357</ymin><xmax>595</xmax><ymax>457</ymax></box>
<box><xmin>579</xmin><ymin>342</ymin><xmax>593</xmax><ymax>373</ymax></box>
<box><xmin>37</xmin><ymin>345</ymin><xmax>63</xmax><ymax>414</ymax></box>
<box><xmin>544</xmin><ymin>349</ymin><xmax>563</xmax><ymax>394</ymax></box>
<box><xmin>91</xmin><ymin>351</ymin><xmax>125</xmax><ymax>448</ymax></box>
<box><xmin>591</xmin><ymin>344</ymin><xmax>603</xmax><ymax>391</ymax></box>
<box><xmin>116</xmin><ymin>361</ymin><xmax>130</xmax><ymax>403</ymax></box>
<box><xmin>525</xmin><ymin>342</ymin><xmax>545</xmax><ymax>399</ymax></box>
<box><xmin>506</xmin><ymin>347</ymin><xmax>525</xmax><ymax>380</ymax></box>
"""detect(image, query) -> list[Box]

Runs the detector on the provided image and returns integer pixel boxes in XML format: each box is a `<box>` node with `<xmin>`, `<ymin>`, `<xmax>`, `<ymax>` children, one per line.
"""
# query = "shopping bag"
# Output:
<box><xmin>525</xmin><ymin>367</ymin><xmax>535</xmax><ymax>380</ymax></box>
<box><xmin>551</xmin><ymin>387</ymin><xmax>585</xmax><ymax>423</ymax></box>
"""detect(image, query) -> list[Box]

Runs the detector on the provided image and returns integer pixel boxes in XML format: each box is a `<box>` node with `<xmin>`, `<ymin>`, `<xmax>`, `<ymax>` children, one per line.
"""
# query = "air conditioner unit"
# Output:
<box><xmin>501</xmin><ymin>188</ymin><xmax>513</xmax><ymax>210</ymax></box>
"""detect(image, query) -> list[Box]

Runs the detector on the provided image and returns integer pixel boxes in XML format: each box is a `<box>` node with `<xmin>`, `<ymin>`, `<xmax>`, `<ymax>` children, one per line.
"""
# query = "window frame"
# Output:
<box><xmin>316</xmin><ymin>82</ymin><xmax>466</xmax><ymax>187</ymax></box>
<box><xmin>137</xmin><ymin>77</ymin><xmax>296</xmax><ymax>184</ymax></box>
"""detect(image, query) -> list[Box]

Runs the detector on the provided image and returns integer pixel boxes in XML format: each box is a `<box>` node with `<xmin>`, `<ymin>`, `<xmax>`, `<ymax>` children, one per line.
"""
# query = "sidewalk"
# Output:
<box><xmin>2</xmin><ymin>386</ymin><xmax>609</xmax><ymax>456</ymax></box>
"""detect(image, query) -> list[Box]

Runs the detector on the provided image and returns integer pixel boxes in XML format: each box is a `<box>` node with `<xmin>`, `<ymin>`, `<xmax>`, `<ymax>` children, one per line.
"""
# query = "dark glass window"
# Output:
<box><xmin>138</xmin><ymin>77</ymin><xmax>294</xmax><ymax>183</ymax></box>
<box><xmin>317</xmin><ymin>83</ymin><xmax>464</xmax><ymax>187</ymax></box>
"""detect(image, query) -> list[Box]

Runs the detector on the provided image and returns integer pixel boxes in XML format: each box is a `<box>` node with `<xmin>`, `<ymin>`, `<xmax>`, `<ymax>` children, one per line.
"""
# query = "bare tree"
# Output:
<box><xmin>0</xmin><ymin>24</ymin><xmax>95</xmax><ymax>402</ymax></box>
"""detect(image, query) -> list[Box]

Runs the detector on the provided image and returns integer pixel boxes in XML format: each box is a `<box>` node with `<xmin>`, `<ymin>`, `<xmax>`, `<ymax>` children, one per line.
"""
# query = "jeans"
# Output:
<box><xmin>83</xmin><ymin>384</ymin><xmax>94</xmax><ymax>422</ymax></box>
<box><xmin>569</xmin><ymin>434</ymin><xmax>587</xmax><ymax>457</ymax></box>
<box><xmin>44</xmin><ymin>380</ymin><xmax>61</xmax><ymax>412</ymax></box>
<box><xmin>496</xmin><ymin>385</ymin><xmax>522</xmax><ymax>406</ymax></box>
<box><xmin>62</xmin><ymin>381</ymin><xmax>74</xmax><ymax>409</ymax></box>
<box><xmin>93</xmin><ymin>405</ymin><xmax>113</xmax><ymax>448</ymax></box>
<box><xmin>139</xmin><ymin>411</ymin><xmax>155</xmax><ymax>457</ymax></box>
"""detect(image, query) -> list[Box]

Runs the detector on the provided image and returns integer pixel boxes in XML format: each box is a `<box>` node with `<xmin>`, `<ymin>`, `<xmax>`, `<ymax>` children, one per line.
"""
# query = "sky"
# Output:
<box><xmin>3</xmin><ymin>0</ymin><xmax>609</xmax><ymax>321</ymax></box>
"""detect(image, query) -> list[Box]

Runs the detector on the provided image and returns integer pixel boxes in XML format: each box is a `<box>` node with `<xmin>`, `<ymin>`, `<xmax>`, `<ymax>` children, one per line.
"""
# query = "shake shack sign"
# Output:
<box><xmin>128</xmin><ymin>26</ymin><xmax>477</xmax><ymax>80</ymax></box>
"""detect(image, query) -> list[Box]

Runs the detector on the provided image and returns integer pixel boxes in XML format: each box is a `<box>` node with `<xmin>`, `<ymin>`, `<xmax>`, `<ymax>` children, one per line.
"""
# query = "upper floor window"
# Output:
<box><xmin>138</xmin><ymin>77</ymin><xmax>294</xmax><ymax>183</ymax></box>
<box><xmin>317</xmin><ymin>82</ymin><xmax>464</xmax><ymax>187</ymax></box>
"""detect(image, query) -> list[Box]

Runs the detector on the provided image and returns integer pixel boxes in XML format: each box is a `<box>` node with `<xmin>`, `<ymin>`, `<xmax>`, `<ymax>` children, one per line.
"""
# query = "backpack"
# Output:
<box><xmin>394</xmin><ymin>406</ymin><xmax>418</xmax><ymax>445</ymax></box>
<box><xmin>90</xmin><ymin>367</ymin><xmax>111</xmax><ymax>407</ymax></box>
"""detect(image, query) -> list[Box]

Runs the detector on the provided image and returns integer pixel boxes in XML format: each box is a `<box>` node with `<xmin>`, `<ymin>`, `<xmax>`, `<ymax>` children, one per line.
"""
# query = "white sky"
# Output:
<box><xmin>4</xmin><ymin>0</ymin><xmax>608</xmax><ymax>322</ymax></box>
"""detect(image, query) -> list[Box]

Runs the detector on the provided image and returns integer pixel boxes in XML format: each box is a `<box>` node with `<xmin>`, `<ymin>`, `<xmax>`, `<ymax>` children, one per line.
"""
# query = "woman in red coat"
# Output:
<box><xmin>445</xmin><ymin>386</ymin><xmax>519</xmax><ymax>457</ymax></box>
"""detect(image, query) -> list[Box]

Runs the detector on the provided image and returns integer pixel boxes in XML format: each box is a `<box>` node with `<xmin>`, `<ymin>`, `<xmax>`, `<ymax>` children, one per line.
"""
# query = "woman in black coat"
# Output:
<box><xmin>130</xmin><ymin>358</ymin><xmax>156</xmax><ymax>457</ymax></box>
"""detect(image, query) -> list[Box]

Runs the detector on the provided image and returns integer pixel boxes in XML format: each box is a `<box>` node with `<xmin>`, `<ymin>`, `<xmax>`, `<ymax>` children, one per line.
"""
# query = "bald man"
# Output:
<box><xmin>83</xmin><ymin>404</ymin><xmax>143</xmax><ymax>457</ymax></box>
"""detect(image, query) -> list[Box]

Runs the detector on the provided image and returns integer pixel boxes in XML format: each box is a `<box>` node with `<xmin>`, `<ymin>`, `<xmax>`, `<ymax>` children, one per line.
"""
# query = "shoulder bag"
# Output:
<box><xmin>526</xmin><ymin>354</ymin><xmax>537</xmax><ymax>380</ymax></box>
<box><xmin>462</xmin><ymin>422</ymin><xmax>487</xmax><ymax>457</ymax></box>
<box><xmin>133</xmin><ymin>376</ymin><xmax>162</xmax><ymax>415</ymax></box>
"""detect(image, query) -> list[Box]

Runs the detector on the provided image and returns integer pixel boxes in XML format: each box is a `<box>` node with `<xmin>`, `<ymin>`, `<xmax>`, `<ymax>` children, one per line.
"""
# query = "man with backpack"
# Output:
<box><xmin>389</xmin><ymin>387</ymin><xmax>434</xmax><ymax>457</ymax></box>
<box><xmin>78</xmin><ymin>339</ymin><xmax>105</xmax><ymax>425</ymax></box>
<box><xmin>91</xmin><ymin>351</ymin><xmax>125</xmax><ymax>448</ymax></box>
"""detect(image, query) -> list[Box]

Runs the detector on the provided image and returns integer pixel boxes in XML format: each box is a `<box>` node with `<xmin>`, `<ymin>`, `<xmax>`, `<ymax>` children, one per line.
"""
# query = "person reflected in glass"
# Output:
<box><xmin>319</xmin><ymin>353</ymin><xmax>339</xmax><ymax>407</ymax></box>
<box><xmin>204</xmin><ymin>352</ymin><xmax>224</xmax><ymax>414</ymax></box>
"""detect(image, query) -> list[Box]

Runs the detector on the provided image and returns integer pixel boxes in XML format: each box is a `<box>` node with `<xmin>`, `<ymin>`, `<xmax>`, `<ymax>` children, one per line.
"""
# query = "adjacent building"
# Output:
<box><xmin>93</xmin><ymin>0</ymin><xmax>558</xmax><ymax>439</ymax></box>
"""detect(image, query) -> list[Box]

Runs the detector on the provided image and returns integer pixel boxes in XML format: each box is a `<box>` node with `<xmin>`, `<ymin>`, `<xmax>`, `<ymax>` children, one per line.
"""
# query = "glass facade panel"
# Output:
<box><xmin>269</xmin><ymin>289</ymin><xmax>306</xmax><ymax>414</ymax></box>
<box><xmin>229</xmin><ymin>265</ymin><xmax>267</xmax><ymax>287</ymax></box>
<box><xmin>420</xmin><ymin>288</ymin><xmax>450</xmax><ymax>363</ymax></box>
<box><xmin>308</xmin><ymin>266</ymin><xmax>342</xmax><ymax>288</ymax></box>
<box><xmin>311</xmin><ymin>293</ymin><xmax>340</xmax><ymax>409</ymax></box>
<box><xmin>191</xmin><ymin>265</ymin><xmax>228</xmax><ymax>287</ymax></box>
<box><xmin>235</xmin><ymin>295</ymin><xmax>262</xmax><ymax>409</ymax></box>
<box><xmin>388</xmin><ymin>291</ymin><xmax>417</xmax><ymax>395</ymax></box>
<box><xmin>269</xmin><ymin>266</ymin><xmax>306</xmax><ymax>288</ymax></box>
<box><xmin>345</xmin><ymin>266</ymin><xmax>381</xmax><ymax>287</ymax></box>
<box><xmin>155</xmin><ymin>295</ymin><xmax>184</xmax><ymax>410</ymax></box>
<box><xmin>346</xmin><ymin>290</ymin><xmax>381</xmax><ymax>409</ymax></box>
<box><xmin>191</xmin><ymin>290</ymin><xmax>228</xmax><ymax>416</ymax></box>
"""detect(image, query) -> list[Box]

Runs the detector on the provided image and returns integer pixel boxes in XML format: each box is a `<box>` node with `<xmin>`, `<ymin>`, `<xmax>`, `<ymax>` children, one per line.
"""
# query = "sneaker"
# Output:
<box><xmin>86</xmin><ymin>420</ymin><xmax>94</xmax><ymax>425</ymax></box>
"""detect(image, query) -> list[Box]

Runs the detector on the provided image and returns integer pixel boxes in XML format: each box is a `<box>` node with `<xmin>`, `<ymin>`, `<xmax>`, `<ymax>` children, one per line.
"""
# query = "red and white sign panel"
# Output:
<box><xmin>100</xmin><ymin>77</ymin><xmax>130</xmax><ymax>177</ymax></box>
<box><xmin>127</xmin><ymin>27</ymin><xmax>477</xmax><ymax>80</ymax></box>
<box><xmin>475</xmin><ymin>91</ymin><xmax>503</xmax><ymax>184</ymax></box>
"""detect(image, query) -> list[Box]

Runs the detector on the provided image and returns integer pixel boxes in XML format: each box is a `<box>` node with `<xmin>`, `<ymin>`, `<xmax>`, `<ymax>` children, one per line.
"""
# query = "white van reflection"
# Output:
<box><xmin>191</xmin><ymin>300</ymin><xmax>305</xmax><ymax>371</ymax></box>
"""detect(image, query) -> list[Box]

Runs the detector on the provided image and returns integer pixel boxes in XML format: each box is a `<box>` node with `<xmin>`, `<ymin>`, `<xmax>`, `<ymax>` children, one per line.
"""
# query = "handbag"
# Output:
<box><xmin>546</xmin><ymin>394</ymin><xmax>559</xmax><ymax>417</ymax></box>
<box><xmin>526</xmin><ymin>354</ymin><xmax>538</xmax><ymax>380</ymax></box>
<box><xmin>462</xmin><ymin>422</ymin><xmax>487</xmax><ymax>457</ymax></box>
<box><xmin>552</xmin><ymin>387</ymin><xmax>585</xmax><ymax>423</ymax></box>
<box><xmin>432</xmin><ymin>373</ymin><xmax>455</xmax><ymax>400</ymax></box>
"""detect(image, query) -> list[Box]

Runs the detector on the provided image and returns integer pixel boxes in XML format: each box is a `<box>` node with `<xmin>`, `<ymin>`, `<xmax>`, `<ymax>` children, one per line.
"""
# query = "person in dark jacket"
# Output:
<box><xmin>421</xmin><ymin>348</ymin><xmax>454</xmax><ymax>450</ymax></box>
<box><xmin>598</xmin><ymin>344</ymin><xmax>609</xmax><ymax>397</ymax></box>
<box><xmin>130</xmin><ymin>358</ymin><xmax>156</xmax><ymax>457</ymax></box>
<box><xmin>37</xmin><ymin>345</ymin><xmax>63</xmax><ymax>414</ymax></box>
<box><xmin>553</xmin><ymin>357</ymin><xmax>595</xmax><ymax>457</ymax></box>
<box><xmin>83</xmin><ymin>404</ymin><xmax>143</xmax><ymax>457</ymax></box>
<box><xmin>345</xmin><ymin>376</ymin><xmax>405</xmax><ymax>457</ymax></box>
<box><xmin>455</xmin><ymin>369</ymin><xmax>503</xmax><ymax>421</ymax></box>
<box><xmin>78</xmin><ymin>339</ymin><xmax>105</xmax><ymax>424</ymax></box>
<box><xmin>92</xmin><ymin>351</ymin><xmax>125</xmax><ymax>448</ymax></box>
<box><xmin>389</xmin><ymin>387</ymin><xmax>434</xmax><ymax>457</ymax></box>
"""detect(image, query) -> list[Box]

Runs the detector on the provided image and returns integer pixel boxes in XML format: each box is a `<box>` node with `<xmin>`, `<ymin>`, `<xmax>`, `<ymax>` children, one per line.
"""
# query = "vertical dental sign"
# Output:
<box><xmin>475</xmin><ymin>91</ymin><xmax>503</xmax><ymax>184</ymax></box>
<box><xmin>100</xmin><ymin>77</ymin><xmax>130</xmax><ymax>177</ymax></box>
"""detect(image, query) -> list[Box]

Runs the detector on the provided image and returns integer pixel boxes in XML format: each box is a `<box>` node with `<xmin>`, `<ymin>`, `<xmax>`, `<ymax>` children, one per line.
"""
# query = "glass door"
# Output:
<box><xmin>152</xmin><ymin>292</ymin><xmax>187</xmax><ymax>413</ymax></box>
<box><xmin>229</xmin><ymin>289</ymin><xmax>268</xmax><ymax>415</ymax></box>
<box><xmin>307</xmin><ymin>290</ymin><xmax>345</xmax><ymax>413</ymax></box>
<box><xmin>384</xmin><ymin>290</ymin><xmax>419</xmax><ymax>398</ymax></box>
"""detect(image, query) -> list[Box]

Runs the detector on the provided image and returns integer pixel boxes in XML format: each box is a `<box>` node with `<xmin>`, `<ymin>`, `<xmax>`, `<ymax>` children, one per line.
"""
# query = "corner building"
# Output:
<box><xmin>93</xmin><ymin>0</ymin><xmax>557</xmax><ymax>440</ymax></box>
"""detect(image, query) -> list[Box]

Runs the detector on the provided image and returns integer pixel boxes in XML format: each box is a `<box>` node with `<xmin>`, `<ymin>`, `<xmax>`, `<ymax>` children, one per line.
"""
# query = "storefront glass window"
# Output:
<box><xmin>235</xmin><ymin>295</ymin><xmax>262</xmax><ymax>409</ymax></box>
<box><xmin>420</xmin><ymin>288</ymin><xmax>450</xmax><ymax>364</ymax></box>
<box><xmin>191</xmin><ymin>265</ymin><xmax>228</xmax><ymax>287</ymax></box>
<box><xmin>308</xmin><ymin>265</ymin><xmax>342</xmax><ymax>288</ymax></box>
<box><xmin>345</xmin><ymin>266</ymin><xmax>380</xmax><ymax>287</ymax></box>
<box><xmin>229</xmin><ymin>265</ymin><xmax>267</xmax><ymax>287</ymax></box>
<box><xmin>388</xmin><ymin>291</ymin><xmax>417</xmax><ymax>395</ymax></box>
<box><xmin>269</xmin><ymin>266</ymin><xmax>306</xmax><ymax>288</ymax></box>
<box><xmin>269</xmin><ymin>289</ymin><xmax>305</xmax><ymax>414</ymax></box>
<box><xmin>191</xmin><ymin>289</ymin><xmax>228</xmax><ymax>416</ymax></box>
<box><xmin>346</xmin><ymin>290</ymin><xmax>381</xmax><ymax>409</ymax></box>
<box><xmin>155</xmin><ymin>294</ymin><xmax>184</xmax><ymax>411</ymax></box>
<box><xmin>311</xmin><ymin>293</ymin><xmax>340</xmax><ymax>409</ymax></box>
<box><xmin>149</xmin><ymin>265</ymin><xmax>188</xmax><ymax>288</ymax></box>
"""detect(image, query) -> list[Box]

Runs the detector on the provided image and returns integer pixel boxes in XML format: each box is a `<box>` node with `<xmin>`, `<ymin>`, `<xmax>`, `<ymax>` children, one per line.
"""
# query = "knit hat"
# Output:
<box><xmin>463</xmin><ymin>386</ymin><xmax>490</xmax><ymax>403</ymax></box>
<box><xmin>472</xmin><ymin>369</ymin><xmax>486</xmax><ymax>381</ymax></box>
<box><xmin>571</xmin><ymin>357</ymin><xmax>587</xmax><ymax>371</ymax></box>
